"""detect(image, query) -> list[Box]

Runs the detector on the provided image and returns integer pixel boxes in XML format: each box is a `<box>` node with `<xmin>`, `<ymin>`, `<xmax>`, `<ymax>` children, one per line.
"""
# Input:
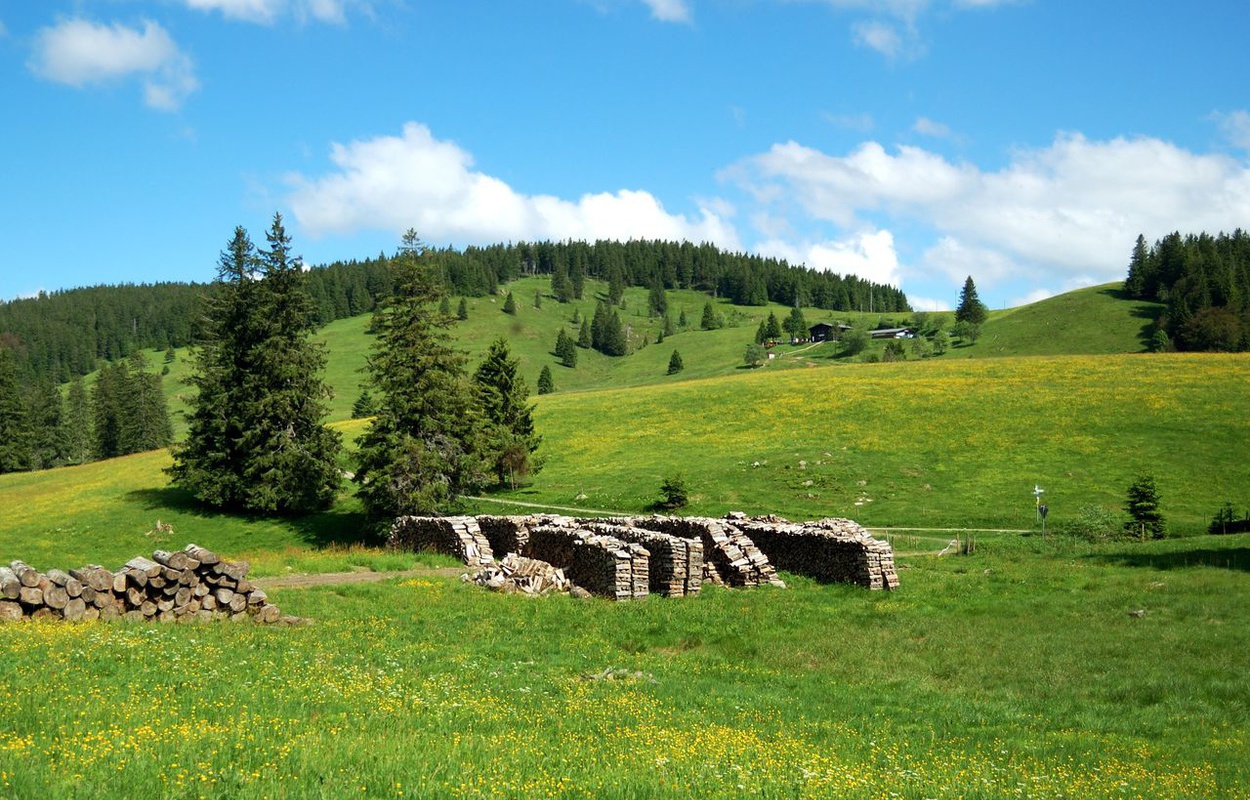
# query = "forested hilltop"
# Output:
<box><xmin>0</xmin><ymin>239</ymin><xmax>906</xmax><ymax>382</ymax></box>
<box><xmin>1125</xmin><ymin>230</ymin><xmax>1250</xmax><ymax>351</ymax></box>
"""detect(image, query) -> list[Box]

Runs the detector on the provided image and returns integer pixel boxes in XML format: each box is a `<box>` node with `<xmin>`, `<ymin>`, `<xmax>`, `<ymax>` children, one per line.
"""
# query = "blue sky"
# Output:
<box><xmin>3</xmin><ymin>1</ymin><xmax>1250</xmax><ymax>310</ymax></box>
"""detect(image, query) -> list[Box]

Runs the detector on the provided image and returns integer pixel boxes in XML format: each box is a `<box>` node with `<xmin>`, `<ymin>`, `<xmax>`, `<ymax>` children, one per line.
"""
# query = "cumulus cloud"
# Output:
<box><xmin>852</xmin><ymin>20</ymin><xmax>906</xmax><ymax>58</ymax></box>
<box><xmin>756</xmin><ymin>230</ymin><xmax>904</xmax><ymax>287</ymax></box>
<box><xmin>29</xmin><ymin>18</ymin><xmax>198</xmax><ymax>110</ymax></box>
<box><xmin>729</xmin><ymin>132</ymin><xmax>1250</xmax><ymax>289</ymax></box>
<box><xmin>1214</xmin><ymin>109</ymin><xmax>1250</xmax><ymax>151</ymax></box>
<box><xmin>180</xmin><ymin>0</ymin><xmax>358</xmax><ymax>24</ymax></box>
<box><xmin>640</xmin><ymin>0</ymin><xmax>692</xmax><ymax>23</ymax></box>
<box><xmin>288</xmin><ymin>122</ymin><xmax>740</xmax><ymax>249</ymax></box>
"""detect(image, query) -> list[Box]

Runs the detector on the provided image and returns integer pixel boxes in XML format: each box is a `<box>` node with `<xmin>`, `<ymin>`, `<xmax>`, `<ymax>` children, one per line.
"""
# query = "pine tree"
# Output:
<box><xmin>578</xmin><ymin>317</ymin><xmax>592</xmax><ymax>348</ymax></box>
<box><xmin>955</xmin><ymin>276</ymin><xmax>988</xmax><ymax>325</ymax></box>
<box><xmin>679</xmin><ymin>308</ymin><xmax>688</xmax><ymax>329</ymax></box>
<box><xmin>666</xmin><ymin>350</ymin><xmax>684</xmax><ymax>375</ymax></box>
<box><xmin>764</xmin><ymin>312</ymin><xmax>782</xmax><ymax>343</ymax></box>
<box><xmin>662</xmin><ymin>314</ymin><xmax>675</xmax><ymax>338</ymax></box>
<box><xmin>537</xmin><ymin>365</ymin><xmax>554</xmax><ymax>395</ymax></box>
<box><xmin>555</xmin><ymin>328</ymin><xmax>577</xmax><ymax>368</ymax></box>
<box><xmin>502</xmin><ymin>291</ymin><xmax>517</xmax><ymax>315</ymax></box>
<box><xmin>784</xmin><ymin>306</ymin><xmax>808</xmax><ymax>342</ymax></box>
<box><xmin>755</xmin><ymin>319</ymin><xmax>768</xmax><ymax>345</ymax></box>
<box><xmin>92</xmin><ymin>361</ymin><xmax>126</xmax><ymax>460</ymax></box>
<box><xmin>1124</xmin><ymin>474</ymin><xmax>1166</xmax><ymax>539</ymax></box>
<box><xmin>474</xmin><ymin>337</ymin><xmax>542</xmax><ymax>488</ymax></box>
<box><xmin>352</xmin><ymin>388</ymin><xmax>379</xmax><ymax>419</ymax></box>
<box><xmin>119</xmin><ymin>351</ymin><xmax>172</xmax><ymax>455</ymax></box>
<box><xmin>700</xmin><ymin>301</ymin><xmax>719</xmax><ymax>330</ymax></box>
<box><xmin>0</xmin><ymin>347</ymin><xmax>30</xmax><ymax>473</ymax></box>
<box><xmin>64</xmin><ymin>375</ymin><xmax>92</xmax><ymax>465</ymax></box>
<box><xmin>27</xmin><ymin>378</ymin><xmax>67</xmax><ymax>469</ymax></box>
<box><xmin>648</xmin><ymin>281</ymin><xmax>667</xmax><ymax>317</ymax></box>
<box><xmin>533</xmin><ymin>290</ymin><xmax>542</xmax><ymax>310</ymax></box>
<box><xmin>608</xmin><ymin>268</ymin><xmax>625</xmax><ymax>306</ymax></box>
<box><xmin>551</xmin><ymin>267</ymin><xmax>573</xmax><ymax>303</ymax></box>
<box><xmin>457</xmin><ymin>297</ymin><xmax>469</xmax><ymax>320</ymax></box>
<box><xmin>170</xmin><ymin>216</ymin><xmax>341</xmax><ymax>514</ymax></box>
<box><xmin>353</xmin><ymin>230</ymin><xmax>490</xmax><ymax>521</ymax></box>
<box><xmin>439</xmin><ymin>295</ymin><xmax>452</xmax><ymax>315</ymax></box>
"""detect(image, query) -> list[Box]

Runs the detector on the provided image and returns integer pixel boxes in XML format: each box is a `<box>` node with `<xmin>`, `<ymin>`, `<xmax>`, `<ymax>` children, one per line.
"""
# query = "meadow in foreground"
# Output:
<box><xmin>0</xmin><ymin>532</ymin><xmax>1246</xmax><ymax>799</ymax></box>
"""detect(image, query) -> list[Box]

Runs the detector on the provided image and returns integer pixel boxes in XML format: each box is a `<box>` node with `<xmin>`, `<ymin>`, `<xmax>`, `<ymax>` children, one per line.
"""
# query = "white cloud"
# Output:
<box><xmin>852</xmin><ymin>20</ymin><xmax>906</xmax><ymax>58</ymax></box>
<box><xmin>730</xmin><ymin>132</ymin><xmax>1250</xmax><ymax>290</ymax></box>
<box><xmin>1008</xmin><ymin>288</ymin><xmax>1055</xmax><ymax>307</ymax></box>
<box><xmin>641</xmin><ymin>0</ymin><xmax>692</xmax><ymax>23</ymax></box>
<box><xmin>29</xmin><ymin>18</ymin><xmax>199</xmax><ymax>110</ymax></box>
<box><xmin>756</xmin><ymin>230</ymin><xmax>903</xmax><ymax>287</ymax></box>
<box><xmin>180</xmin><ymin>0</ymin><xmax>357</xmax><ymax>24</ymax></box>
<box><xmin>1214</xmin><ymin>110</ymin><xmax>1250</xmax><ymax>151</ymax></box>
<box><xmin>288</xmin><ymin>122</ymin><xmax>740</xmax><ymax>249</ymax></box>
<box><xmin>913</xmin><ymin>116</ymin><xmax>952</xmax><ymax>139</ymax></box>
<box><xmin>907</xmin><ymin>296</ymin><xmax>951</xmax><ymax>312</ymax></box>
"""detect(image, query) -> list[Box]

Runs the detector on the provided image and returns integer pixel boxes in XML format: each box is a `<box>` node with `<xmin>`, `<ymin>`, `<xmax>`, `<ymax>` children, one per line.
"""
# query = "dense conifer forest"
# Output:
<box><xmin>0</xmin><ymin>239</ymin><xmax>907</xmax><ymax>384</ymax></box>
<box><xmin>1125</xmin><ymin>230</ymin><xmax>1250</xmax><ymax>351</ymax></box>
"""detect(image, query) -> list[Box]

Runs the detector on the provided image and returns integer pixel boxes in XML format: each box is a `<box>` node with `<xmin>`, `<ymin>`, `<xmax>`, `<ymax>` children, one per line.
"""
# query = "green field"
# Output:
<box><xmin>5</xmin><ymin>280</ymin><xmax>1248</xmax><ymax>797</ymax></box>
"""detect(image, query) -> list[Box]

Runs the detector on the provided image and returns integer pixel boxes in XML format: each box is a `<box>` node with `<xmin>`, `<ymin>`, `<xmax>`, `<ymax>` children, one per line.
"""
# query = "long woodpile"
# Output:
<box><xmin>527</xmin><ymin>524</ymin><xmax>649</xmax><ymax>601</ymax></box>
<box><xmin>0</xmin><ymin>544</ymin><xmax>293</xmax><ymax>624</ymax></box>
<box><xmin>725</xmin><ymin>514</ymin><xmax>900</xmax><ymax>590</ymax></box>
<box><xmin>388</xmin><ymin>512</ymin><xmax>898</xmax><ymax>599</ymax></box>
<box><xmin>633</xmin><ymin>516</ymin><xmax>784</xmax><ymax>588</ymax></box>
<box><xmin>389</xmin><ymin>515</ymin><xmax>495</xmax><ymax>568</ymax></box>
<box><xmin>578</xmin><ymin>520</ymin><xmax>703</xmax><ymax>597</ymax></box>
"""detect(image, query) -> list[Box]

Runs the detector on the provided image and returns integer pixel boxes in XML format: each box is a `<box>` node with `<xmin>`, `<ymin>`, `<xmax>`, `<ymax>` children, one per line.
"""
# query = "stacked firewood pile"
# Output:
<box><xmin>0</xmin><ymin>544</ymin><xmax>293</xmax><ymax>623</ymax></box>
<box><xmin>727</xmin><ymin>514</ymin><xmax>900</xmax><ymax>590</ymax></box>
<box><xmin>389</xmin><ymin>513</ymin><xmax>899</xmax><ymax>598</ymax></box>
<box><xmin>469</xmin><ymin>553</ymin><xmax>571</xmax><ymax>596</ymax></box>
<box><xmin>389</xmin><ymin>515</ymin><xmax>495</xmax><ymax>568</ymax></box>
<box><xmin>527</xmin><ymin>525</ymin><xmax>649</xmax><ymax>601</ymax></box>
<box><xmin>578</xmin><ymin>520</ymin><xmax>703</xmax><ymax>597</ymax></box>
<box><xmin>636</xmin><ymin>516</ymin><xmax>784</xmax><ymax>588</ymax></box>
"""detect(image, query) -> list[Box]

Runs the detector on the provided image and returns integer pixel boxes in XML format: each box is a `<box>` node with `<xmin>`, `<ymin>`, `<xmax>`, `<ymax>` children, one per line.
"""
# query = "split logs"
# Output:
<box><xmin>388</xmin><ymin>516</ymin><xmax>495</xmax><ymax>568</ymax></box>
<box><xmin>726</xmin><ymin>514</ymin><xmax>900</xmax><ymax>590</ymax></box>
<box><xmin>1</xmin><ymin>545</ymin><xmax>299</xmax><ymax>624</ymax></box>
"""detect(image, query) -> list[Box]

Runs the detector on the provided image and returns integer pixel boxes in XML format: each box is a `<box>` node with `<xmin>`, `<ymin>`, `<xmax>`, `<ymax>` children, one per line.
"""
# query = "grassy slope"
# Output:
<box><xmin>481</xmin><ymin>352</ymin><xmax>1249</xmax><ymax>533</ymax></box>
<box><xmin>947</xmin><ymin>283</ymin><xmax>1163</xmax><ymax>359</ymax></box>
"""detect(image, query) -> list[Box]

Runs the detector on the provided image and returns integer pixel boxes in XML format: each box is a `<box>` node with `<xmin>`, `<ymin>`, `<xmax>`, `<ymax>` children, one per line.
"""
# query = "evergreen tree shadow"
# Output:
<box><xmin>1097</xmin><ymin>286</ymin><xmax>1162</xmax><ymax>348</ymax></box>
<box><xmin>123</xmin><ymin>487</ymin><xmax>378</xmax><ymax>549</ymax></box>
<box><xmin>1091</xmin><ymin>546</ymin><xmax>1250</xmax><ymax>573</ymax></box>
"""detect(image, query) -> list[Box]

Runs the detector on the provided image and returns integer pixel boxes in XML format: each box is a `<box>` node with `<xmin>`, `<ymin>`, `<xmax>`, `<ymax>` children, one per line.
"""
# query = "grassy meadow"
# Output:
<box><xmin>4</xmin><ymin>278</ymin><xmax>1247</xmax><ymax>797</ymax></box>
<box><xmin>0</xmin><ymin>532</ymin><xmax>1247</xmax><ymax>798</ymax></box>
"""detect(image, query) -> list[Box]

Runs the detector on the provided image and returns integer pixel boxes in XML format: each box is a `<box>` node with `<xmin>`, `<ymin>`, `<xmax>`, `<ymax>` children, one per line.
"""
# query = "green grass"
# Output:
<box><xmin>945</xmin><ymin>283</ymin><xmax>1163</xmax><ymax>359</ymax></box>
<box><xmin>477</xmin><ymin>352</ymin><xmax>1249</xmax><ymax>534</ymax></box>
<box><xmin>0</xmin><ymin>533</ymin><xmax>1246</xmax><ymax>798</ymax></box>
<box><xmin>6</xmin><ymin>283</ymin><xmax>1247</xmax><ymax>798</ymax></box>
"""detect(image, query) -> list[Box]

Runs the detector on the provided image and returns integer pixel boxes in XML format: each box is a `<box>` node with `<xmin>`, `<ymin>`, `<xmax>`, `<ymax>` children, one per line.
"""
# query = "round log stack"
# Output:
<box><xmin>0</xmin><ymin>544</ymin><xmax>294</xmax><ymax>624</ymax></box>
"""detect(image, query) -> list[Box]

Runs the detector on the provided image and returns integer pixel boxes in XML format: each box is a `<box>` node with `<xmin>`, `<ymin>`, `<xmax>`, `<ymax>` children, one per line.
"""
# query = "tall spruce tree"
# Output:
<box><xmin>353</xmin><ymin>230</ymin><xmax>490</xmax><ymax>522</ymax></box>
<box><xmin>119</xmin><ymin>351</ymin><xmax>172</xmax><ymax>455</ymax></box>
<box><xmin>92</xmin><ymin>361</ymin><xmax>126</xmax><ymax>460</ymax></box>
<box><xmin>64</xmin><ymin>375</ymin><xmax>92</xmax><ymax>465</ymax></box>
<box><xmin>474</xmin><ymin>337</ymin><xmax>542</xmax><ymax>488</ymax></box>
<box><xmin>28</xmin><ymin>378</ymin><xmax>67</xmax><ymax>469</ymax></box>
<box><xmin>170</xmin><ymin>216</ymin><xmax>341</xmax><ymax>514</ymax></box>
<box><xmin>955</xmin><ymin>276</ymin><xmax>988</xmax><ymax>325</ymax></box>
<box><xmin>555</xmin><ymin>328</ymin><xmax>577</xmax><ymax>368</ymax></box>
<box><xmin>0</xmin><ymin>347</ymin><xmax>30</xmax><ymax>473</ymax></box>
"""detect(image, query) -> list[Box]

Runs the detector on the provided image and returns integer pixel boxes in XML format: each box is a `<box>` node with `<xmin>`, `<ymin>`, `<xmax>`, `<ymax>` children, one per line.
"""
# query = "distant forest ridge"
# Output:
<box><xmin>0</xmin><ymin>238</ymin><xmax>908</xmax><ymax>382</ymax></box>
<box><xmin>1125</xmin><ymin>229</ymin><xmax>1250</xmax><ymax>352</ymax></box>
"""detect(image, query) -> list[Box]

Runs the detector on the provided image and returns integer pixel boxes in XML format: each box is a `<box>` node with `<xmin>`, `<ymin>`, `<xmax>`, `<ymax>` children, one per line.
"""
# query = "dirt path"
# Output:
<box><xmin>253</xmin><ymin>566</ymin><xmax>463</xmax><ymax>591</ymax></box>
